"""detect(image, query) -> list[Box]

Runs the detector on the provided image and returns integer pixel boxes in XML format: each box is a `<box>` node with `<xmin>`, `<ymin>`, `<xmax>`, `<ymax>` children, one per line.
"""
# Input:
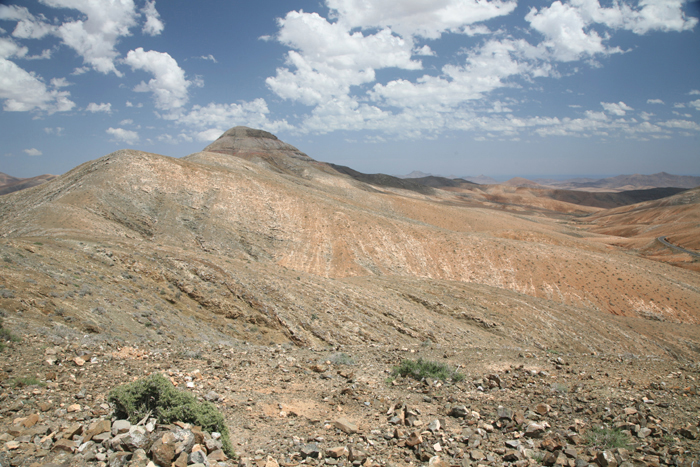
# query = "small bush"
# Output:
<box><xmin>10</xmin><ymin>376</ymin><xmax>44</xmax><ymax>387</ymax></box>
<box><xmin>585</xmin><ymin>426</ymin><xmax>630</xmax><ymax>449</ymax></box>
<box><xmin>392</xmin><ymin>358</ymin><xmax>464</xmax><ymax>382</ymax></box>
<box><xmin>329</xmin><ymin>352</ymin><xmax>355</xmax><ymax>365</ymax></box>
<box><xmin>109</xmin><ymin>373</ymin><xmax>234</xmax><ymax>457</ymax></box>
<box><xmin>0</xmin><ymin>318</ymin><xmax>21</xmax><ymax>352</ymax></box>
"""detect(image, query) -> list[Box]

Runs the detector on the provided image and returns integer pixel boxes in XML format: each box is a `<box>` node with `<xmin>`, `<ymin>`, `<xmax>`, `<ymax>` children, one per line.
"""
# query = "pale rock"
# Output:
<box><xmin>406</xmin><ymin>431</ymin><xmax>423</xmax><ymax>447</ymax></box>
<box><xmin>333</xmin><ymin>417</ymin><xmax>358</xmax><ymax>434</ymax></box>
<box><xmin>327</xmin><ymin>446</ymin><xmax>348</xmax><ymax>458</ymax></box>
<box><xmin>189</xmin><ymin>449</ymin><xmax>209</xmax><ymax>465</ymax></box>
<box><xmin>597</xmin><ymin>450</ymin><xmax>618</xmax><ymax>467</ymax></box>
<box><xmin>525</xmin><ymin>422</ymin><xmax>546</xmax><ymax>438</ymax></box>
<box><xmin>112</xmin><ymin>419</ymin><xmax>131</xmax><ymax>436</ymax></box>
<box><xmin>428</xmin><ymin>456</ymin><xmax>450</xmax><ymax>467</ymax></box>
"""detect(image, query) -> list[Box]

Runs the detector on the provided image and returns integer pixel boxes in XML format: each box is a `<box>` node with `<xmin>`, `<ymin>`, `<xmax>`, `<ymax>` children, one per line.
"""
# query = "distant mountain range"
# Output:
<box><xmin>537</xmin><ymin>172</ymin><xmax>700</xmax><ymax>191</ymax></box>
<box><xmin>399</xmin><ymin>171</ymin><xmax>498</xmax><ymax>185</ymax></box>
<box><xmin>399</xmin><ymin>171</ymin><xmax>700</xmax><ymax>191</ymax></box>
<box><xmin>0</xmin><ymin>172</ymin><xmax>56</xmax><ymax>195</ymax></box>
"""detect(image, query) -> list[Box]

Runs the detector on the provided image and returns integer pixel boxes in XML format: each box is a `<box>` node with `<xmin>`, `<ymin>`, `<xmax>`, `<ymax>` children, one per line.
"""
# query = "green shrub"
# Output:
<box><xmin>0</xmin><ymin>318</ymin><xmax>21</xmax><ymax>352</ymax></box>
<box><xmin>392</xmin><ymin>357</ymin><xmax>464</xmax><ymax>382</ymax></box>
<box><xmin>10</xmin><ymin>376</ymin><xmax>44</xmax><ymax>387</ymax></box>
<box><xmin>329</xmin><ymin>352</ymin><xmax>355</xmax><ymax>365</ymax></box>
<box><xmin>585</xmin><ymin>426</ymin><xmax>630</xmax><ymax>449</ymax></box>
<box><xmin>108</xmin><ymin>373</ymin><xmax>234</xmax><ymax>457</ymax></box>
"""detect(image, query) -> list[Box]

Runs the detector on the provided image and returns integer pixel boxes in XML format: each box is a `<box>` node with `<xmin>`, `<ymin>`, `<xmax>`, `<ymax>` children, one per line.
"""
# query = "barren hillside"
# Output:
<box><xmin>1</xmin><ymin>127</ymin><xmax>699</xmax><ymax>467</ymax></box>
<box><xmin>0</xmin><ymin>127</ymin><xmax>698</xmax><ymax>353</ymax></box>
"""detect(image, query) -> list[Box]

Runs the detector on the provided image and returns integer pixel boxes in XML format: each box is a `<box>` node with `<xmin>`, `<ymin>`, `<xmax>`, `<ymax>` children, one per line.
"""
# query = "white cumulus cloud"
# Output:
<box><xmin>124</xmin><ymin>48</ymin><xmax>191</xmax><ymax>111</ymax></box>
<box><xmin>647</xmin><ymin>98</ymin><xmax>665</xmax><ymax>104</ymax></box>
<box><xmin>525</xmin><ymin>0</ymin><xmax>697</xmax><ymax>63</ymax></box>
<box><xmin>0</xmin><ymin>4</ymin><xmax>56</xmax><ymax>39</ymax></box>
<box><xmin>0</xmin><ymin>37</ymin><xmax>75</xmax><ymax>113</ymax></box>
<box><xmin>106</xmin><ymin>127</ymin><xmax>139</xmax><ymax>144</ymax></box>
<box><xmin>44</xmin><ymin>127</ymin><xmax>64</xmax><ymax>135</ymax></box>
<box><xmin>370</xmin><ymin>39</ymin><xmax>544</xmax><ymax>110</ymax></box>
<box><xmin>266</xmin><ymin>10</ymin><xmax>422</xmax><ymax>106</ymax></box>
<box><xmin>601</xmin><ymin>101</ymin><xmax>634</xmax><ymax>116</ymax></box>
<box><xmin>175</xmin><ymin>98</ymin><xmax>293</xmax><ymax>135</ymax></box>
<box><xmin>1</xmin><ymin>0</ymin><xmax>166</xmax><ymax>76</ymax></box>
<box><xmin>141</xmin><ymin>0</ymin><xmax>164</xmax><ymax>36</ymax></box>
<box><xmin>326</xmin><ymin>0</ymin><xmax>517</xmax><ymax>39</ymax></box>
<box><xmin>195</xmin><ymin>128</ymin><xmax>225</xmax><ymax>142</ymax></box>
<box><xmin>39</xmin><ymin>0</ymin><xmax>142</xmax><ymax>76</ymax></box>
<box><xmin>23</xmin><ymin>148</ymin><xmax>42</xmax><ymax>156</ymax></box>
<box><xmin>86</xmin><ymin>102</ymin><xmax>112</xmax><ymax>113</ymax></box>
<box><xmin>526</xmin><ymin>2</ymin><xmax>620</xmax><ymax>62</ymax></box>
<box><xmin>658</xmin><ymin>119</ymin><xmax>700</xmax><ymax>130</ymax></box>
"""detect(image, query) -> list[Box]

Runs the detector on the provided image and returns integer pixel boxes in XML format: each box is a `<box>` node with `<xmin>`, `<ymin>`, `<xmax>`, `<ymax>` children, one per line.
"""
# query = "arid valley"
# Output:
<box><xmin>0</xmin><ymin>127</ymin><xmax>698</xmax><ymax>467</ymax></box>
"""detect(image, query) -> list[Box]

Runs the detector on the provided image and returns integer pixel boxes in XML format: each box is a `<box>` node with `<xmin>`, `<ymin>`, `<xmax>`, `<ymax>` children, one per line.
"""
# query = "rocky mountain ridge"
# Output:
<box><xmin>0</xmin><ymin>126</ymin><xmax>698</xmax><ymax>467</ymax></box>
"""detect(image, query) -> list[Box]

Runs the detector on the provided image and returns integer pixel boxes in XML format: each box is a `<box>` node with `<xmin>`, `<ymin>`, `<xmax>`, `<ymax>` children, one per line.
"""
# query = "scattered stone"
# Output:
<box><xmin>66</xmin><ymin>403</ymin><xmax>81</xmax><ymax>413</ymax></box>
<box><xmin>5</xmin><ymin>440</ymin><xmax>20</xmax><ymax>450</ymax></box>
<box><xmin>85</xmin><ymin>419</ymin><xmax>111</xmax><ymax>441</ymax></box>
<box><xmin>52</xmin><ymin>438</ymin><xmax>77</xmax><ymax>453</ymax></box>
<box><xmin>333</xmin><ymin>417</ymin><xmax>358</xmax><ymax>434</ymax></box>
<box><xmin>525</xmin><ymin>422</ymin><xmax>546</xmax><ymax>438</ymax></box>
<box><xmin>679</xmin><ymin>426</ymin><xmax>697</xmax><ymax>440</ymax></box>
<box><xmin>406</xmin><ymin>431</ymin><xmax>423</xmax><ymax>447</ymax></box>
<box><xmin>112</xmin><ymin>419</ymin><xmax>131</xmax><ymax>436</ymax></box>
<box><xmin>22</xmin><ymin>413</ymin><xmax>40</xmax><ymax>428</ymax></box>
<box><xmin>189</xmin><ymin>449</ymin><xmax>209</xmax><ymax>465</ymax></box>
<box><xmin>348</xmin><ymin>445</ymin><xmax>367</xmax><ymax>463</ymax></box>
<box><xmin>428</xmin><ymin>419</ymin><xmax>441</xmax><ymax>433</ymax></box>
<box><xmin>497</xmin><ymin>406</ymin><xmax>513</xmax><ymax>420</ymax></box>
<box><xmin>449</xmin><ymin>405</ymin><xmax>469</xmax><ymax>418</ymax></box>
<box><xmin>597</xmin><ymin>450</ymin><xmax>618</xmax><ymax>467</ymax></box>
<box><xmin>301</xmin><ymin>442</ymin><xmax>322</xmax><ymax>459</ymax></box>
<box><xmin>327</xmin><ymin>446</ymin><xmax>348</xmax><ymax>458</ymax></box>
<box><xmin>428</xmin><ymin>455</ymin><xmax>450</xmax><ymax>467</ymax></box>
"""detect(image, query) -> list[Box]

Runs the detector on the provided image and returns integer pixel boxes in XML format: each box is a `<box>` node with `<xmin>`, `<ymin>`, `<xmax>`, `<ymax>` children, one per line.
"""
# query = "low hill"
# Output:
<box><xmin>585</xmin><ymin>186</ymin><xmax>700</xmax><ymax>252</ymax></box>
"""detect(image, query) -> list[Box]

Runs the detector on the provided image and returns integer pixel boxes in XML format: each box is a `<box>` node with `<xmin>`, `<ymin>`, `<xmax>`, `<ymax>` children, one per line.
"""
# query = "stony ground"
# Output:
<box><xmin>1</xmin><ymin>332</ymin><xmax>698</xmax><ymax>467</ymax></box>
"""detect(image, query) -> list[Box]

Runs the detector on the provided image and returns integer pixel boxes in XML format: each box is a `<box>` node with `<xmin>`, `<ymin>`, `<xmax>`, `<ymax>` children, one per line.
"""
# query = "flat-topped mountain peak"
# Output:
<box><xmin>202</xmin><ymin>126</ymin><xmax>313</xmax><ymax>163</ymax></box>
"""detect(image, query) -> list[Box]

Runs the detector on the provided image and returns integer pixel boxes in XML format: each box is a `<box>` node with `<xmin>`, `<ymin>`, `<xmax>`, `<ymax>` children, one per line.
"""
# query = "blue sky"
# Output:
<box><xmin>1</xmin><ymin>0</ymin><xmax>699</xmax><ymax>180</ymax></box>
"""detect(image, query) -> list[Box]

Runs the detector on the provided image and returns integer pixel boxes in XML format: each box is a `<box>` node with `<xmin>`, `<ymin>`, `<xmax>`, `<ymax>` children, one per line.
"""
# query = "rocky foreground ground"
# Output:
<box><xmin>0</xmin><ymin>330</ymin><xmax>698</xmax><ymax>467</ymax></box>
